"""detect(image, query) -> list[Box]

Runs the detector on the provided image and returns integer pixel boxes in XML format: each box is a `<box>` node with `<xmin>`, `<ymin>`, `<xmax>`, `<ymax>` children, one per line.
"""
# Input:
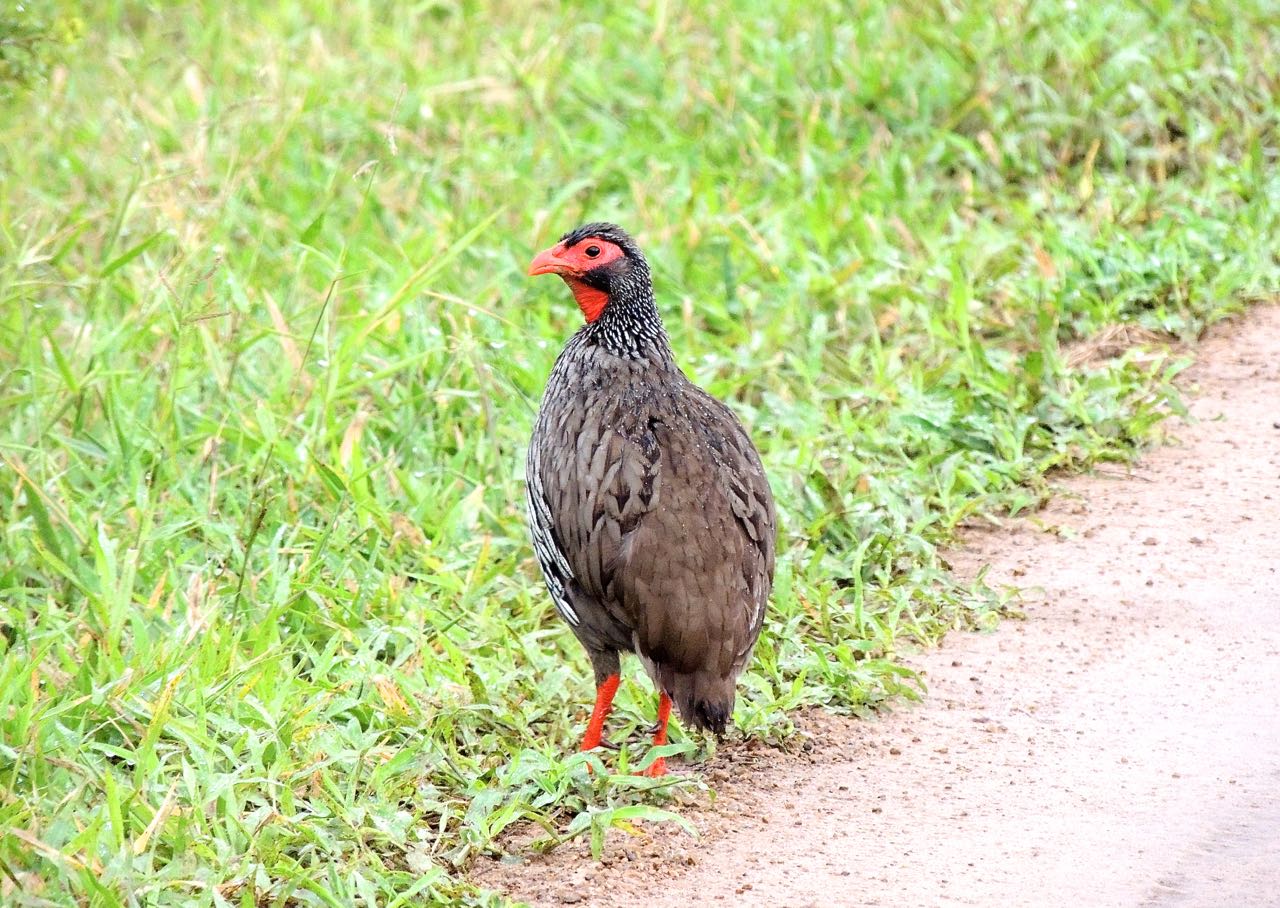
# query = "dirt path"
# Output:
<box><xmin>473</xmin><ymin>305</ymin><xmax>1280</xmax><ymax>908</ymax></box>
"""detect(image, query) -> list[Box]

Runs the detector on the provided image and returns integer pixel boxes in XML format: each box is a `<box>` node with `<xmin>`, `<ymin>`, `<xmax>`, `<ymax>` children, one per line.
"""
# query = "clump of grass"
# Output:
<box><xmin>1</xmin><ymin>1</ymin><xmax>1277</xmax><ymax>904</ymax></box>
<box><xmin>0</xmin><ymin>6</ymin><xmax>82</xmax><ymax>101</ymax></box>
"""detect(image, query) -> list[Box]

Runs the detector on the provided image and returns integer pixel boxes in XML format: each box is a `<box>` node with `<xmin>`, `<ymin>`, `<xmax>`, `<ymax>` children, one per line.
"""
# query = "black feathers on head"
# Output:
<box><xmin>560</xmin><ymin>222</ymin><xmax>646</xmax><ymax>265</ymax></box>
<box><xmin>558</xmin><ymin>222</ymin><xmax>651</xmax><ymax>298</ymax></box>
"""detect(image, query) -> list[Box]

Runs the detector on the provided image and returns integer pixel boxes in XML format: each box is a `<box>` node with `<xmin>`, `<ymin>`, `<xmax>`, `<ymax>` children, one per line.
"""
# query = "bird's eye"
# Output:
<box><xmin>584</xmin><ymin>245</ymin><xmax>601</xmax><ymax>258</ymax></box>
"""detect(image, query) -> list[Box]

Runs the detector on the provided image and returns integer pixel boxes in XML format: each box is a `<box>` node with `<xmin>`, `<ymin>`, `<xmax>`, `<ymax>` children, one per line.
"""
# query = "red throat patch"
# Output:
<box><xmin>565</xmin><ymin>278</ymin><xmax>609</xmax><ymax>323</ymax></box>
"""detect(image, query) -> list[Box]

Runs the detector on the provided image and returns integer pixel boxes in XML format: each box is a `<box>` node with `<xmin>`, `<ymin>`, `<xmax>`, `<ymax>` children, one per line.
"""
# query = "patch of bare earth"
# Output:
<box><xmin>472</xmin><ymin>305</ymin><xmax>1280</xmax><ymax>908</ymax></box>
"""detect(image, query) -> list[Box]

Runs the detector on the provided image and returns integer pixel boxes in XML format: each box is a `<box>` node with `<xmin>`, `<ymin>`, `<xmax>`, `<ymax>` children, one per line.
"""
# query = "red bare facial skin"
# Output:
<box><xmin>527</xmin><ymin>237</ymin><xmax>625</xmax><ymax>323</ymax></box>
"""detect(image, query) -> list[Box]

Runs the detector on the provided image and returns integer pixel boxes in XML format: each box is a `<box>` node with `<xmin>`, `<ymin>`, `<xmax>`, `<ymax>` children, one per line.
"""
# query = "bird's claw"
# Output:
<box><xmin>582</xmin><ymin>738</ymin><xmax>620</xmax><ymax>753</ymax></box>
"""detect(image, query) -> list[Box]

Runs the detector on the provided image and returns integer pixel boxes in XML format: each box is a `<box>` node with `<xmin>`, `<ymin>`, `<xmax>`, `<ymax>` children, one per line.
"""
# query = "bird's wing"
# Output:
<box><xmin>600</xmin><ymin>395</ymin><xmax>776</xmax><ymax>676</ymax></box>
<box><xmin>529</xmin><ymin>403</ymin><xmax>664</xmax><ymax>646</ymax></box>
<box><xmin>526</xmin><ymin>444</ymin><xmax>582</xmax><ymax>629</ymax></box>
<box><xmin>544</xmin><ymin>415</ymin><xmax>663</xmax><ymax>622</ymax></box>
<box><xmin>532</xmin><ymin>383</ymin><xmax>775</xmax><ymax>678</ymax></box>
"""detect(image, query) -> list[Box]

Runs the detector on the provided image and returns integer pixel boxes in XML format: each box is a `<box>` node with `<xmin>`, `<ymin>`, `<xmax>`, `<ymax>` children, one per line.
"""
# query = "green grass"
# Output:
<box><xmin>2</xmin><ymin>0</ymin><xmax>1277</xmax><ymax>904</ymax></box>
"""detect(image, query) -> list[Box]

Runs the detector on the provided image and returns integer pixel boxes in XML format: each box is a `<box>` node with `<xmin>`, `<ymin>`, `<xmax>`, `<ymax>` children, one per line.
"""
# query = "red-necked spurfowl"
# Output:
<box><xmin>525</xmin><ymin>222</ymin><xmax>776</xmax><ymax>776</ymax></box>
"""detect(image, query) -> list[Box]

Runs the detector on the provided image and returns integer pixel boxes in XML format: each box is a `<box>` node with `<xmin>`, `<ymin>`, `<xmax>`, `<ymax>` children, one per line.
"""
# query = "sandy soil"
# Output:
<box><xmin>472</xmin><ymin>305</ymin><xmax>1280</xmax><ymax>908</ymax></box>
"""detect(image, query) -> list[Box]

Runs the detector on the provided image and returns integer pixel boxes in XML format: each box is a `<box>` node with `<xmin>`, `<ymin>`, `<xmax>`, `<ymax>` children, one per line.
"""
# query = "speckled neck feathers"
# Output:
<box><xmin>582</xmin><ymin>276</ymin><xmax>670</xmax><ymax>360</ymax></box>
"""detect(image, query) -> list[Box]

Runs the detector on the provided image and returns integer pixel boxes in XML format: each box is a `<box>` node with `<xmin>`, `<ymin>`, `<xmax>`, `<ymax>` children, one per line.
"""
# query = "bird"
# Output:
<box><xmin>524</xmin><ymin>222</ymin><xmax>776</xmax><ymax>777</ymax></box>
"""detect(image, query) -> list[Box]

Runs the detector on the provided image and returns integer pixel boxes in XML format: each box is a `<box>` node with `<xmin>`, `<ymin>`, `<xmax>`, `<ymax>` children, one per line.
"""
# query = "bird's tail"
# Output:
<box><xmin>664</xmin><ymin>670</ymin><xmax>736</xmax><ymax>737</ymax></box>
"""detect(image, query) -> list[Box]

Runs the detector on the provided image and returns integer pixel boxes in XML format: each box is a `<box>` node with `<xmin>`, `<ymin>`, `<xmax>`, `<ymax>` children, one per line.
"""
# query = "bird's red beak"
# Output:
<box><xmin>528</xmin><ymin>244</ymin><xmax>573</xmax><ymax>277</ymax></box>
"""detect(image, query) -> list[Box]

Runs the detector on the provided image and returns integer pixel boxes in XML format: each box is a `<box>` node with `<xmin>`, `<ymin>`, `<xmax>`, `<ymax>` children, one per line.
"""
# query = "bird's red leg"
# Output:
<box><xmin>641</xmin><ymin>692</ymin><xmax>673</xmax><ymax>778</ymax></box>
<box><xmin>580</xmin><ymin>673</ymin><xmax>621</xmax><ymax>752</ymax></box>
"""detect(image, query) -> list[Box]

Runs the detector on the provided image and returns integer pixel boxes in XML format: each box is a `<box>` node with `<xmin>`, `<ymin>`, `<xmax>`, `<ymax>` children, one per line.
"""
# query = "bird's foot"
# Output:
<box><xmin>580</xmin><ymin>734</ymin><xmax>620</xmax><ymax>754</ymax></box>
<box><xmin>580</xmin><ymin>737</ymin><xmax>620</xmax><ymax>775</ymax></box>
<box><xmin>640</xmin><ymin>756</ymin><xmax>668</xmax><ymax>778</ymax></box>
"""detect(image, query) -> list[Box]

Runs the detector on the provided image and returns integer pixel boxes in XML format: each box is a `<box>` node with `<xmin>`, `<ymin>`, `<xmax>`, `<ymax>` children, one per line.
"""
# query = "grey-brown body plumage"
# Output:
<box><xmin>526</xmin><ymin>223</ymin><xmax>775</xmax><ymax>735</ymax></box>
